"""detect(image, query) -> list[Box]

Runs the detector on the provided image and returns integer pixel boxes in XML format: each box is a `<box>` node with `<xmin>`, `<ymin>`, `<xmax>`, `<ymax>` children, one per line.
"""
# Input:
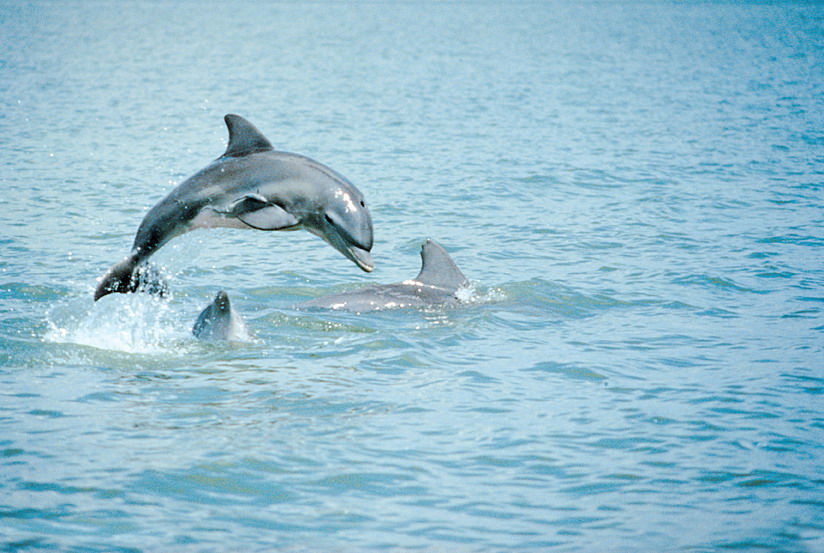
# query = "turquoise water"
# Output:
<box><xmin>2</xmin><ymin>1</ymin><xmax>823</xmax><ymax>551</ymax></box>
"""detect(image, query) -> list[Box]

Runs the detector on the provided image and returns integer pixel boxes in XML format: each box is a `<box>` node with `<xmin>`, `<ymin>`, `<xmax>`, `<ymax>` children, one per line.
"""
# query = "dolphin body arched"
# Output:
<box><xmin>95</xmin><ymin>114</ymin><xmax>374</xmax><ymax>301</ymax></box>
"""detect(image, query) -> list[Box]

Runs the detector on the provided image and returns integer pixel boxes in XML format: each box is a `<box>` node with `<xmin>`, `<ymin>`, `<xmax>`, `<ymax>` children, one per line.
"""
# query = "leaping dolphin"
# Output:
<box><xmin>192</xmin><ymin>291</ymin><xmax>249</xmax><ymax>341</ymax></box>
<box><xmin>94</xmin><ymin>114</ymin><xmax>374</xmax><ymax>301</ymax></box>
<box><xmin>296</xmin><ymin>239</ymin><xmax>469</xmax><ymax>312</ymax></box>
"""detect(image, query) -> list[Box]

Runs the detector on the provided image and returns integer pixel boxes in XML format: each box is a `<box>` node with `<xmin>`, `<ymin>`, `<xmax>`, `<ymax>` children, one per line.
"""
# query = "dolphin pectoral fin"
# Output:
<box><xmin>227</xmin><ymin>194</ymin><xmax>268</xmax><ymax>216</ymax></box>
<box><xmin>228</xmin><ymin>195</ymin><xmax>299</xmax><ymax>231</ymax></box>
<box><xmin>236</xmin><ymin>204</ymin><xmax>300</xmax><ymax>231</ymax></box>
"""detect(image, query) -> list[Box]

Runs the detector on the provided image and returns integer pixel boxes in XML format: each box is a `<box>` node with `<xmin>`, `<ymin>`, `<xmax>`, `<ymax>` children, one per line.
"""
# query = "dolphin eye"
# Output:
<box><xmin>360</xmin><ymin>200</ymin><xmax>365</xmax><ymax>207</ymax></box>
<box><xmin>325</xmin><ymin>213</ymin><xmax>334</xmax><ymax>225</ymax></box>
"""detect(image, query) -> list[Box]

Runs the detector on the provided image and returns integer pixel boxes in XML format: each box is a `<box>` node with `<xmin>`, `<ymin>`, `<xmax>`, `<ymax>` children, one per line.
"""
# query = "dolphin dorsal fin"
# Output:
<box><xmin>414</xmin><ymin>239</ymin><xmax>469</xmax><ymax>290</ymax></box>
<box><xmin>221</xmin><ymin>114</ymin><xmax>274</xmax><ymax>158</ymax></box>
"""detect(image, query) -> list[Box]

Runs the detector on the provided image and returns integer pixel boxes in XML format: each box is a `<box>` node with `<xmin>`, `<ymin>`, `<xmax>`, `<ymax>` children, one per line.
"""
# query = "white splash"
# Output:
<box><xmin>455</xmin><ymin>282</ymin><xmax>507</xmax><ymax>305</ymax></box>
<box><xmin>45</xmin><ymin>293</ymin><xmax>191</xmax><ymax>355</ymax></box>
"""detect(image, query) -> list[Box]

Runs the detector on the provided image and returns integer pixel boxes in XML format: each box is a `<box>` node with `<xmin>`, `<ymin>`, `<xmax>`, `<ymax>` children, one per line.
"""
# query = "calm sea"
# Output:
<box><xmin>1</xmin><ymin>1</ymin><xmax>822</xmax><ymax>551</ymax></box>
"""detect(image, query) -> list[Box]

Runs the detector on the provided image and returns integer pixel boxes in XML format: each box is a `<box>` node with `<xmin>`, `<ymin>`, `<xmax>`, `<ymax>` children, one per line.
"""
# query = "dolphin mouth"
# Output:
<box><xmin>348</xmin><ymin>245</ymin><xmax>374</xmax><ymax>272</ymax></box>
<box><xmin>309</xmin><ymin>221</ymin><xmax>374</xmax><ymax>272</ymax></box>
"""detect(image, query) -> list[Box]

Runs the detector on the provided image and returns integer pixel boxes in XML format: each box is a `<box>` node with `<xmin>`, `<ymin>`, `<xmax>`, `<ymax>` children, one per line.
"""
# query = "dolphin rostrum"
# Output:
<box><xmin>94</xmin><ymin>114</ymin><xmax>374</xmax><ymax>301</ymax></box>
<box><xmin>297</xmin><ymin>239</ymin><xmax>469</xmax><ymax>312</ymax></box>
<box><xmin>192</xmin><ymin>291</ymin><xmax>249</xmax><ymax>341</ymax></box>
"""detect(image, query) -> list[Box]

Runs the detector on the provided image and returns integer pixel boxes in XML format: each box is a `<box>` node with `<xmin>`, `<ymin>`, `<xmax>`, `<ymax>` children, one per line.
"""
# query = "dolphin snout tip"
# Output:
<box><xmin>350</xmin><ymin>247</ymin><xmax>374</xmax><ymax>273</ymax></box>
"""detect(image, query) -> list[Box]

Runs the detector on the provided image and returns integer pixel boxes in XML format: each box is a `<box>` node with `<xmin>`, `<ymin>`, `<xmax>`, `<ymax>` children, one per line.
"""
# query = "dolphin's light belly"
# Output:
<box><xmin>189</xmin><ymin>207</ymin><xmax>253</xmax><ymax>230</ymax></box>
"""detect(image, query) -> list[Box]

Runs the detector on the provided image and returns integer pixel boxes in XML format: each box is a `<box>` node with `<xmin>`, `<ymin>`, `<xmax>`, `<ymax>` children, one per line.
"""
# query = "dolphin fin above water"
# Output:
<box><xmin>413</xmin><ymin>239</ymin><xmax>469</xmax><ymax>290</ymax></box>
<box><xmin>94</xmin><ymin>114</ymin><xmax>374</xmax><ymax>301</ymax></box>
<box><xmin>221</xmin><ymin>114</ymin><xmax>274</xmax><ymax>158</ymax></box>
<box><xmin>297</xmin><ymin>239</ymin><xmax>470</xmax><ymax>312</ymax></box>
<box><xmin>192</xmin><ymin>291</ymin><xmax>249</xmax><ymax>341</ymax></box>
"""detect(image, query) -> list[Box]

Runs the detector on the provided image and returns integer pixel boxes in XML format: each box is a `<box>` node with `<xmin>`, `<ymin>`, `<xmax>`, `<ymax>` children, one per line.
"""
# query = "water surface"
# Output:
<box><xmin>1</xmin><ymin>1</ymin><xmax>823</xmax><ymax>551</ymax></box>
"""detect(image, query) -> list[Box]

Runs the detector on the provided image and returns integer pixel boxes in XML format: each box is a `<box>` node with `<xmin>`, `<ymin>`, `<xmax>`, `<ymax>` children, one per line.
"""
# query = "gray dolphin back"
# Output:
<box><xmin>296</xmin><ymin>239</ymin><xmax>470</xmax><ymax>312</ymax></box>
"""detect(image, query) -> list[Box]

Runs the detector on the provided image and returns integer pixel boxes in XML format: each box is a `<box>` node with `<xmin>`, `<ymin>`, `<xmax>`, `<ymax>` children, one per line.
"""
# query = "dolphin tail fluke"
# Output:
<box><xmin>94</xmin><ymin>254</ymin><xmax>168</xmax><ymax>301</ymax></box>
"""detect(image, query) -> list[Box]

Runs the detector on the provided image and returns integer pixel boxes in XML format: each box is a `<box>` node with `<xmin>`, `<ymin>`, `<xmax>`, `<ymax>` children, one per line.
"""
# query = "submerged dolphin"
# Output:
<box><xmin>192</xmin><ymin>291</ymin><xmax>249</xmax><ymax>341</ymax></box>
<box><xmin>94</xmin><ymin>114</ymin><xmax>374</xmax><ymax>301</ymax></box>
<box><xmin>297</xmin><ymin>239</ymin><xmax>469</xmax><ymax>312</ymax></box>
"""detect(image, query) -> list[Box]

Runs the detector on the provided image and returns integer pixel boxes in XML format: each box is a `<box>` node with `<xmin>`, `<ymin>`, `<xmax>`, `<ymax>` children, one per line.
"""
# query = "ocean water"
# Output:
<box><xmin>1</xmin><ymin>1</ymin><xmax>823</xmax><ymax>551</ymax></box>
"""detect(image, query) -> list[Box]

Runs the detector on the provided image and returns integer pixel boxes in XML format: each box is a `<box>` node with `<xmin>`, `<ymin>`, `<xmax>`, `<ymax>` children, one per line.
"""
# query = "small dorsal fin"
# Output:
<box><xmin>221</xmin><ymin>114</ymin><xmax>273</xmax><ymax>158</ymax></box>
<box><xmin>414</xmin><ymin>239</ymin><xmax>469</xmax><ymax>290</ymax></box>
